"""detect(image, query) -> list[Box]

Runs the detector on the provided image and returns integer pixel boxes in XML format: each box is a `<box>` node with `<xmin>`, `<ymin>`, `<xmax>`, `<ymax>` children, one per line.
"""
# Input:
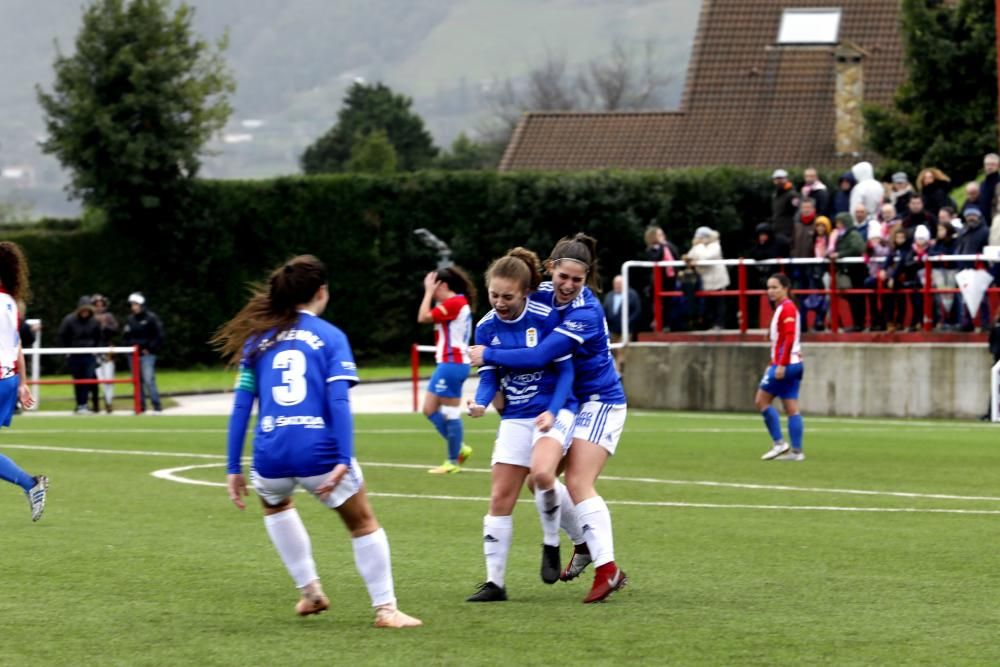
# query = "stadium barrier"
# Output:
<box><xmin>410</xmin><ymin>340</ymin><xmax>626</xmax><ymax>413</ymax></box>
<box><xmin>619</xmin><ymin>253</ymin><xmax>999</xmax><ymax>341</ymax></box>
<box><xmin>25</xmin><ymin>342</ymin><xmax>143</xmax><ymax>414</ymax></box>
<box><xmin>992</xmin><ymin>359</ymin><xmax>1000</xmax><ymax>423</ymax></box>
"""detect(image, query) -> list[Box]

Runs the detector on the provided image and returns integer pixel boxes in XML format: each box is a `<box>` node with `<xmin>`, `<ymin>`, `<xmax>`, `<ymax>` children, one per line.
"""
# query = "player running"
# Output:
<box><xmin>0</xmin><ymin>242</ymin><xmax>45</xmax><ymax>521</ymax></box>
<box><xmin>214</xmin><ymin>254</ymin><xmax>421</xmax><ymax>628</ymax></box>
<box><xmin>758</xmin><ymin>273</ymin><xmax>806</xmax><ymax>461</ymax></box>
<box><xmin>417</xmin><ymin>266</ymin><xmax>476</xmax><ymax>474</ymax></box>
<box><xmin>470</xmin><ymin>233</ymin><xmax>629</xmax><ymax>604</ymax></box>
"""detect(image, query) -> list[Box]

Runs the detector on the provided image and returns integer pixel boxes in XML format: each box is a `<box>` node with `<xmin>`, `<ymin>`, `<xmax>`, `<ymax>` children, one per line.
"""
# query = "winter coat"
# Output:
<box><xmin>834</xmin><ymin>223</ymin><xmax>865</xmax><ymax>259</ymax></box>
<box><xmin>772</xmin><ymin>182</ymin><xmax>799</xmax><ymax>240</ymax></box>
<box><xmin>920</xmin><ymin>181</ymin><xmax>956</xmax><ymax>216</ymax></box>
<box><xmin>791</xmin><ymin>211</ymin><xmax>816</xmax><ymax>259</ymax></box>
<box><xmin>122</xmin><ymin>308</ymin><xmax>165</xmax><ymax>354</ymax></box>
<box><xmin>748</xmin><ymin>224</ymin><xmax>790</xmax><ymax>287</ymax></box>
<box><xmin>954</xmin><ymin>220</ymin><xmax>989</xmax><ymax>268</ymax></box>
<box><xmin>57</xmin><ymin>310</ymin><xmax>102</xmax><ymax>361</ymax></box>
<box><xmin>687</xmin><ymin>233</ymin><xmax>730</xmax><ymax>291</ymax></box>
<box><xmin>802</xmin><ymin>182</ymin><xmax>830</xmax><ymax>217</ymax></box>
<box><xmin>890</xmin><ymin>186</ymin><xmax>914</xmax><ymax>217</ymax></box>
<box><xmin>833</xmin><ymin>172</ymin><xmax>856</xmax><ymax>216</ymax></box>
<box><xmin>978</xmin><ymin>172</ymin><xmax>999</xmax><ymax>217</ymax></box>
<box><xmin>850</xmin><ymin>162</ymin><xmax>886</xmax><ymax>216</ymax></box>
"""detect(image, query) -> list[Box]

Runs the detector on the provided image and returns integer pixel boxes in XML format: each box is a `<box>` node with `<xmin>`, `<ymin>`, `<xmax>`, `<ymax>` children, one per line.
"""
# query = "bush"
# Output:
<box><xmin>10</xmin><ymin>167</ymin><xmax>785</xmax><ymax>365</ymax></box>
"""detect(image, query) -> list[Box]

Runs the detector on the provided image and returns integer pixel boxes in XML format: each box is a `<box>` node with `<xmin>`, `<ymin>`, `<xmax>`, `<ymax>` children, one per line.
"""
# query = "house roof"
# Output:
<box><xmin>499</xmin><ymin>0</ymin><xmax>905</xmax><ymax>172</ymax></box>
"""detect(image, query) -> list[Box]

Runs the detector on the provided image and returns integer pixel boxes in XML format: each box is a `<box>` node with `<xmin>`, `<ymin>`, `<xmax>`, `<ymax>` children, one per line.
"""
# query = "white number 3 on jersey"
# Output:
<box><xmin>272</xmin><ymin>349</ymin><xmax>308</xmax><ymax>406</ymax></box>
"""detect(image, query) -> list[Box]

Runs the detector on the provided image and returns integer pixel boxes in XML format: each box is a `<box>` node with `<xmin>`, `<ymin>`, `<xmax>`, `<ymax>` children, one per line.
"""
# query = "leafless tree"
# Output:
<box><xmin>482</xmin><ymin>38</ymin><xmax>672</xmax><ymax>146</ymax></box>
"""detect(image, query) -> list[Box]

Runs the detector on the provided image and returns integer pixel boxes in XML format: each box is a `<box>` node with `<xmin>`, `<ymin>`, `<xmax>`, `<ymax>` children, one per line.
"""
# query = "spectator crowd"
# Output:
<box><xmin>640</xmin><ymin>155</ymin><xmax>1000</xmax><ymax>334</ymax></box>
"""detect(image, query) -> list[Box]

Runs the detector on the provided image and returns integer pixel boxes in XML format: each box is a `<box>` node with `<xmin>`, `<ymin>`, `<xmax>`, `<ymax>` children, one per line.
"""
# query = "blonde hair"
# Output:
<box><xmin>486</xmin><ymin>247</ymin><xmax>543</xmax><ymax>292</ymax></box>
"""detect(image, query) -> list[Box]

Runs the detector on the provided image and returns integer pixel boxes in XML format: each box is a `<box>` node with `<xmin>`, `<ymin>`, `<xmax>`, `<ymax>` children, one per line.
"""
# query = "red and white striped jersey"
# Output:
<box><xmin>769</xmin><ymin>298</ymin><xmax>801</xmax><ymax>365</ymax></box>
<box><xmin>0</xmin><ymin>291</ymin><xmax>21</xmax><ymax>379</ymax></box>
<box><xmin>432</xmin><ymin>294</ymin><xmax>472</xmax><ymax>364</ymax></box>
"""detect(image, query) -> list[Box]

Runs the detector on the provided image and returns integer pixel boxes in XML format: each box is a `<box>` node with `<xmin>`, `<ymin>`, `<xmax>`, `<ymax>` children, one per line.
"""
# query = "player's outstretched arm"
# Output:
<box><xmin>483</xmin><ymin>333</ymin><xmax>576</xmax><ymax>370</ymax></box>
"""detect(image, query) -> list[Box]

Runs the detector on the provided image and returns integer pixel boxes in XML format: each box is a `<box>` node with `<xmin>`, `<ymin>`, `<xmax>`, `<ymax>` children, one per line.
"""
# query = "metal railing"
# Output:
<box><xmin>619</xmin><ymin>255</ymin><xmax>996</xmax><ymax>341</ymax></box>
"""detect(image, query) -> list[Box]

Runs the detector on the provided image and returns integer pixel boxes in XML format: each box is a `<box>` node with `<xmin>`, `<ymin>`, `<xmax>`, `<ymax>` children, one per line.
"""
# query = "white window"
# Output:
<box><xmin>777</xmin><ymin>8</ymin><xmax>842</xmax><ymax>45</ymax></box>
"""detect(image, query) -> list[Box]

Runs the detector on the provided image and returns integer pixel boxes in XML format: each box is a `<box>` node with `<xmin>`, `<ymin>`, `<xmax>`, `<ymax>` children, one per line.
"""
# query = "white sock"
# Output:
<box><xmin>534</xmin><ymin>485</ymin><xmax>561</xmax><ymax>547</ymax></box>
<box><xmin>263</xmin><ymin>509</ymin><xmax>318</xmax><ymax>589</ymax></box>
<box><xmin>352</xmin><ymin>528</ymin><xmax>396</xmax><ymax>608</ymax></box>
<box><xmin>483</xmin><ymin>514</ymin><xmax>513</xmax><ymax>588</ymax></box>
<box><xmin>557</xmin><ymin>480</ymin><xmax>584</xmax><ymax>544</ymax></box>
<box><xmin>575</xmin><ymin>495</ymin><xmax>615</xmax><ymax>568</ymax></box>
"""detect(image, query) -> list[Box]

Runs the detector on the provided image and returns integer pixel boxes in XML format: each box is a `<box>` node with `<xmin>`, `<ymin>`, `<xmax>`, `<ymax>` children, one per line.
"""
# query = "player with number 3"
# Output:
<box><xmin>212</xmin><ymin>255</ymin><xmax>421</xmax><ymax>628</ymax></box>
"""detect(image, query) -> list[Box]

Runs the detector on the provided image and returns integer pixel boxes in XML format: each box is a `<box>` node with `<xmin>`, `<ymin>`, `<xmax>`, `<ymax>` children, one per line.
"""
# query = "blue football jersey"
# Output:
<box><xmin>237</xmin><ymin>311</ymin><xmax>359</xmax><ymax>478</ymax></box>
<box><xmin>475</xmin><ymin>300</ymin><xmax>575</xmax><ymax>419</ymax></box>
<box><xmin>532</xmin><ymin>284</ymin><xmax>626</xmax><ymax>404</ymax></box>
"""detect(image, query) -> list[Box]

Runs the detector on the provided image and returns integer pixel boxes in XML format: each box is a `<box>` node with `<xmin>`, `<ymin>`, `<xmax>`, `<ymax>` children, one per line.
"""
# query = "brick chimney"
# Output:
<box><xmin>834</xmin><ymin>42</ymin><xmax>868</xmax><ymax>156</ymax></box>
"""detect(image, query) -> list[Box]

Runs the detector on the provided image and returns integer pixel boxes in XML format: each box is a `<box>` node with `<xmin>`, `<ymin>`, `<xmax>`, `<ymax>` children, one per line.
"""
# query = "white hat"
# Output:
<box><xmin>128</xmin><ymin>292</ymin><xmax>145</xmax><ymax>305</ymax></box>
<box><xmin>693</xmin><ymin>226</ymin><xmax>713</xmax><ymax>240</ymax></box>
<box><xmin>914</xmin><ymin>225</ymin><xmax>931</xmax><ymax>243</ymax></box>
<box><xmin>867</xmin><ymin>220</ymin><xmax>883</xmax><ymax>240</ymax></box>
<box><xmin>772</xmin><ymin>169</ymin><xmax>788</xmax><ymax>179</ymax></box>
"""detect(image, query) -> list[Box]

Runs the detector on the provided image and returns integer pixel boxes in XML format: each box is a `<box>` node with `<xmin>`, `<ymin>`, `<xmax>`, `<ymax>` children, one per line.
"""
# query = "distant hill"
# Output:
<box><xmin>0</xmin><ymin>0</ymin><xmax>699</xmax><ymax>216</ymax></box>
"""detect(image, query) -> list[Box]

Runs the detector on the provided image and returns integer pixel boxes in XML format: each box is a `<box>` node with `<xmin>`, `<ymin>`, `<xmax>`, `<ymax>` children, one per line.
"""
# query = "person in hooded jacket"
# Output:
<box><xmin>833</xmin><ymin>171</ymin><xmax>856</xmax><ymax>217</ymax></box>
<box><xmin>57</xmin><ymin>296</ymin><xmax>102</xmax><ymax>414</ymax></box>
<box><xmin>829</xmin><ymin>213</ymin><xmax>867</xmax><ymax>330</ymax></box>
<box><xmin>685</xmin><ymin>227</ymin><xmax>730</xmax><ymax>330</ymax></box>
<box><xmin>929</xmin><ymin>221</ymin><xmax>958</xmax><ymax>327</ymax></box>
<box><xmin>849</xmin><ymin>161</ymin><xmax>886</xmax><ymax>218</ymax></box>
<box><xmin>889</xmin><ymin>172</ymin><xmax>915</xmax><ymax>217</ymax></box>
<box><xmin>954</xmin><ymin>207</ymin><xmax>992</xmax><ymax>331</ymax></box>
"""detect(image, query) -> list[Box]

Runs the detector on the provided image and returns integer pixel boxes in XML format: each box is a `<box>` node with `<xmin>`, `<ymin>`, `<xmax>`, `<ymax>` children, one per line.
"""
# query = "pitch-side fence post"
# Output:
<box><xmin>411</xmin><ymin>343</ymin><xmax>420</xmax><ymax>413</ymax></box>
<box><xmin>132</xmin><ymin>346</ymin><xmax>142</xmax><ymax>415</ymax></box>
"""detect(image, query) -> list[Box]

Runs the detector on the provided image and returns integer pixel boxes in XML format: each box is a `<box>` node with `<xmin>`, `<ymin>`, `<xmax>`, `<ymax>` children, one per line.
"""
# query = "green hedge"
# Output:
<box><xmin>5</xmin><ymin>168</ymin><xmax>787</xmax><ymax>366</ymax></box>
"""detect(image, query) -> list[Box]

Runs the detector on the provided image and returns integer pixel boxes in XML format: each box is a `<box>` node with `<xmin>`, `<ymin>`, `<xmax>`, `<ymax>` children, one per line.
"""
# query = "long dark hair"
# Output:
<box><xmin>212</xmin><ymin>254</ymin><xmax>328</xmax><ymax>363</ymax></box>
<box><xmin>436</xmin><ymin>265</ymin><xmax>478</xmax><ymax>310</ymax></box>
<box><xmin>0</xmin><ymin>241</ymin><xmax>30</xmax><ymax>303</ymax></box>
<box><xmin>547</xmin><ymin>232</ymin><xmax>601</xmax><ymax>290</ymax></box>
<box><xmin>485</xmin><ymin>247</ymin><xmax>543</xmax><ymax>292</ymax></box>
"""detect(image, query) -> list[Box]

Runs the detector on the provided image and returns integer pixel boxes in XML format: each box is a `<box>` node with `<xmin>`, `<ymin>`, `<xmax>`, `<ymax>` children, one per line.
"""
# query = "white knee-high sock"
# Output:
<box><xmin>483</xmin><ymin>514</ymin><xmax>513</xmax><ymax>588</ymax></box>
<box><xmin>534</xmin><ymin>485</ymin><xmax>561</xmax><ymax>547</ymax></box>
<box><xmin>575</xmin><ymin>496</ymin><xmax>615</xmax><ymax>567</ymax></box>
<box><xmin>352</xmin><ymin>528</ymin><xmax>396</xmax><ymax>608</ymax></box>
<box><xmin>556</xmin><ymin>480</ymin><xmax>584</xmax><ymax>544</ymax></box>
<box><xmin>263</xmin><ymin>509</ymin><xmax>318</xmax><ymax>589</ymax></box>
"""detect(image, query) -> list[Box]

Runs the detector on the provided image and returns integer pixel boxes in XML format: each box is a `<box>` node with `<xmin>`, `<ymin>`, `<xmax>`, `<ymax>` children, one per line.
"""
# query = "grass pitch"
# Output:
<box><xmin>1</xmin><ymin>411</ymin><xmax>999</xmax><ymax>666</ymax></box>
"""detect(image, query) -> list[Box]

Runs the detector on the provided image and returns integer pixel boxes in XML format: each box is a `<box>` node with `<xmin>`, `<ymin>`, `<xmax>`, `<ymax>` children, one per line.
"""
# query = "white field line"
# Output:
<box><xmin>9</xmin><ymin>426</ymin><xmax>933</xmax><ymax>436</ymax></box>
<box><xmin>151</xmin><ymin>463</ymin><xmax>1000</xmax><ymax>516</ymax></box>
<box><xmin>7</xmin><ymin>443</ymin><xmax>1000</xmax><ymax>506</ymax></box>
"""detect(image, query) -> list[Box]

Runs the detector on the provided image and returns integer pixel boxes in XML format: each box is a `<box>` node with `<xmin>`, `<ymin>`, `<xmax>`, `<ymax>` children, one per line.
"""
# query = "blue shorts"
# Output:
<box><xmin>759</xmin><ymin>362</ymin><xmax>804</xmax><ymax>400</ymax></box>
<box><xmin>428</xmin><ymin>363</ymin><xmax>470</xmax><ymax>398</ymax></box>
<box><xmin>0</xmin><ymin>376</ymin><xmax>18</xmax><ymax>427</ymax></box>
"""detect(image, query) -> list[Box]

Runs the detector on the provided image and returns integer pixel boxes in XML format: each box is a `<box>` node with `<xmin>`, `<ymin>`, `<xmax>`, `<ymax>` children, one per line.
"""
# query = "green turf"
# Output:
<box><xmin>1</xmin><ymin>411</ymin><xmax>999</xmax><ymax>665</ymax></box>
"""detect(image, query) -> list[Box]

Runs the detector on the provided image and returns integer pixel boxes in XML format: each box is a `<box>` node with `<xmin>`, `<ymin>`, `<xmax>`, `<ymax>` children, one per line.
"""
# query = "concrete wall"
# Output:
<box><xmin>621</xmin><ymin>343</ymin><xmax>993</xmax><ymax>418</ymax></box>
